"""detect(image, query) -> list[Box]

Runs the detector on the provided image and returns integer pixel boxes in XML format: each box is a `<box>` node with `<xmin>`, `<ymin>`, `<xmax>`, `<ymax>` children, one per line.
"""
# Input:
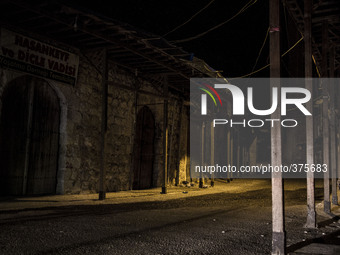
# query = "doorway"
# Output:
<box><xmin>0</xmin><ymin>76</ymin><xmax>60</xmax><ymax>195</ymax></box>
<box><xmin>132</xmin><ymin>106</ymin><xmax>155</xmax><ymax>189</ymax></box>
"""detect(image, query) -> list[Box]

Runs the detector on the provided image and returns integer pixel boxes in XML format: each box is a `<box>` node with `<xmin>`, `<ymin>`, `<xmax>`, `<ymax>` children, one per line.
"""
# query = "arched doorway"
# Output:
<box><xmin>132</xmin><ymin>106</ymin><xmax>155</xmax><ymax>190</ymax></box>
<box><xmin>0</xmin><ymin>76</ymin><xmax>60</xmax><ymax>195</ymax></box>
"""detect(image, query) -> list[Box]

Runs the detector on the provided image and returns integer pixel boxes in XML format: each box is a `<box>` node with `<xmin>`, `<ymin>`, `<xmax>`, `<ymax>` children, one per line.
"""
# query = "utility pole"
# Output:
<box><xmin>161</xmin><ymin>76</ymin><xmax>169</xmax><ymax>194</ymax></box>
<box><xmin>329</xmin><ymin>45</ymin><xmax>337</xmax><ymax>205</ymax></box>
<box><xmin>304</xmin><ymin>0</ymin><xmax>317</xmax><ymax>228</ymax></box>
<box><xmin>322</xmin><ymin>21</ymin><xmax>331</xmax><ymax>213</ymax></box>
<box><xmin>99</xmin><ymin>48</ymin><xmax>108</xmax><ymax>200</ymax></box>
<box><xmin>270</xmin><ymin>0</ymin><xmax>285</xmax><ymax>254</ymax></box>
<box><xmin>210</xmin><ymin>121</ymin><xmax>215</xmax><ymax>187</ymax></box>
<box><xmin>199</xmin><ymin>122</ymin><xmax>205</xmax><ymax>188</ymax></box>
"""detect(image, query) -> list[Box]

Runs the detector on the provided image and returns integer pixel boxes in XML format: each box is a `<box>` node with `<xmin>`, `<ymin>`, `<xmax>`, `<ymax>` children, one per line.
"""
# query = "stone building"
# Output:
<box><xmin>0</xmin><ymin>1</ymin><xmax>224</xmax><ymax>195</ymax></box>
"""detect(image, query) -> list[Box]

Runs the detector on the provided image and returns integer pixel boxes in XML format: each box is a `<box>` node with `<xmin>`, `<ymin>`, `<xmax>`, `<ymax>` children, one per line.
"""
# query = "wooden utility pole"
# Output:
<box><xmin>199</xmin><ymin>122</ymin><xmax>205</xmax><ymax>188</ymax></box>
<box><xmin>210</xmin><ymin>121</ymin><xmax>215</xmax><ymax>187</ymax></box>
<box><xmin>304</xmin><ymin>0</ymin><xmax>317</xmax><ymax>228</ymax></box>
<box><xmin>227</xmin><ymin>129</ymin><xmax>231</xmax><ymax>181</ymax></box>
<box><xmin>99</xmin><ymin>48</ymin><xmax>108</xmax><ymax>200</ymax></box>
<box><xmin>161</xmin><ymin>77</ymin><xmax>169</xmax><ymax>194</ymax></box>
<box><xmin>175</xmin><ymin>102</ymin><xmax>183</xmax><ymax>186</ymax></box>
<box><xmin>338</xmin><ymin>71</ymin><xmax>340</xmax><ymax>192</ymax></box>
<box><xmin>230</xmin><ymin>130</ymin><xmax>234</xmax><ymax>180</ymax></box>
<box><xmin>322</xmin><ymin>21</ymin><xmax>331</xmax><ymax>213</ymax></box>
<box><xmin>270</xmin><ymin>0</ymin><xmax>285</xmax><ymax>254</ymax></box>
<box><xmin>237</xmin><ymin>132</ymin><xmax>240</xmax><ymax>178</ymax></box>
<box><xmin>329</xmin><ymin>45</ymin><xmax>338</xmax><ymax>205</ymax></box>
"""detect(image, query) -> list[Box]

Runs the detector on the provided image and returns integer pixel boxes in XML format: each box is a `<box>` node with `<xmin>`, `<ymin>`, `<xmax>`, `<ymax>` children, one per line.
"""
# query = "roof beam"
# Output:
<box><xmin>7</xmin><ymin>0</ymin><xmax>190</xmax><ymax>80</ymax></box>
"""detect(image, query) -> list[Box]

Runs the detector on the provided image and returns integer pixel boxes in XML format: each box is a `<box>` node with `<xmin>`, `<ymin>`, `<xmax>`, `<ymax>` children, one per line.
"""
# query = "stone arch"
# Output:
<box><xmin>0</xmin><ymin>70</ymin><xmax>67</xmax><ymax>195</ymax></box>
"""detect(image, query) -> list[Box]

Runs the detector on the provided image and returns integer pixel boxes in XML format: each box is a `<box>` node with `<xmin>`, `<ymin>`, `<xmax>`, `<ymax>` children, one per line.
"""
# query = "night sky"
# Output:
<box><xmin>66</xmin><ymin>0</ymin><xmax>271</xmax><ymax>78</ymax></box>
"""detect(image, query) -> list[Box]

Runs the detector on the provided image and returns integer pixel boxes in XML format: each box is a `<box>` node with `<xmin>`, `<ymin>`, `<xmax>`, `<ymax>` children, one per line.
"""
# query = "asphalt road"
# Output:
<box><xmin>0</xmin><ymin>179</ymin><xmax>339</xmax><ymax>255</ymax></box>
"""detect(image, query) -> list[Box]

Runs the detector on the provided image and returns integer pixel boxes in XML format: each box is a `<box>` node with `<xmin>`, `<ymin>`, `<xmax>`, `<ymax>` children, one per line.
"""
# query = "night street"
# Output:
<box><xmin>1</xmin><ymin>179</ymin><xmax>339</xmax><ymax>254</ymax></box>
<box><xmin>0</xmin><ymin>1</ymin><xmax>340</xmax><ymax>253</ymax></box>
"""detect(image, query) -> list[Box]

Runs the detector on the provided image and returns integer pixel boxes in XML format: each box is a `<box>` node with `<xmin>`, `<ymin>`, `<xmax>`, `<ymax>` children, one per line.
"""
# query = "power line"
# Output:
<box><xmin>251</xmin><ymin>27</ymin><xmax>269</xmax><ymax>72</ymax></box>
<box><xmin>231</xmin><ymin>35</ymin><xmax>304</xmax><ymax>79</ymax></box>
<box><xmin>172</xmin><ymin>0</ymin><xmax>258</xmax><ymax>43</ymax></box>
<box><xmin>163</xmin><ymin>0</ymin><xmax>216</xmax><ymax>37</ymax></box>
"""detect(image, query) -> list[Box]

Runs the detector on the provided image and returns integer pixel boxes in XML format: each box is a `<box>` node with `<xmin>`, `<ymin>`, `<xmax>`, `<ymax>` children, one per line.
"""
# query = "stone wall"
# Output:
<box><xmin>0</xmin><ymin>50</ymin><xmax>190</xmax><ymax>194</ymax></box>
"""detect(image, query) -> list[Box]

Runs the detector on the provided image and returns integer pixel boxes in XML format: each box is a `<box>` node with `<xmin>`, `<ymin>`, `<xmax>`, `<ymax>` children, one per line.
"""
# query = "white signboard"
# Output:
<box><xmin>0</xmin><ymin>28</ymin><xmax>79</xmax><ymax>85</ymax></box>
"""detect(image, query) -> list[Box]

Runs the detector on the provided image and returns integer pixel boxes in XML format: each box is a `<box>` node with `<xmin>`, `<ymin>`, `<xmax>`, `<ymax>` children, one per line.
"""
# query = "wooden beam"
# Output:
<box><xmin>322</xmin><ymin>21</ymin><xmax>331</xmax><ymax>213</ymax></box>
<box><xmin>8</xmin><ymin>0</ymin><xmax>191</xmax><ymax>80</ymax></box>
<box><xmin>199</xmin><ymin>122</ymin><xmax>205</xmax><ymax>188</ymax></box>
<box><xmin>161</xmin><ymin>77</ymin><xmax>169</xmax><ymax>194</ymax></box>
<box><xmin>210</xmin><ymin>121</ymin><xmax>215</xmax><ymax>187</ymax></box>
<box><xmin>304</xmin><ymin>0</ymin><xmax>317</xmax><ymax>229</ymax></box>
<box><xmin>270</xmin><ymin>0</ymin><xmax>285</xmax><ymax>254</ymax></box>
<box><xmin>329</xmin><ymin>45</ymin><xmax>338</xmax><ymax>205</ymax></box>
<box><xmin>129</xmin><ymin>88</ymin><xmax>138</xmax><ymax>190</ymax></box>
<box><xmin>99</xmin><ymin>48</ymin><xmax>108</xmax><ymax>200</ymax></box>
<box><xmin>175</xmin><ymin>101</ymin><xmax>183</xmax><ymax>186</ymax></box>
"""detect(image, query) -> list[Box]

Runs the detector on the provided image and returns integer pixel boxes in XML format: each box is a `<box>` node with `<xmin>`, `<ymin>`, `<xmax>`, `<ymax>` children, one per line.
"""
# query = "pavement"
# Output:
<box><xmin>0</xmin><ymin>179</ymin><xmax>340</xmax><ymax>254</ymax></box>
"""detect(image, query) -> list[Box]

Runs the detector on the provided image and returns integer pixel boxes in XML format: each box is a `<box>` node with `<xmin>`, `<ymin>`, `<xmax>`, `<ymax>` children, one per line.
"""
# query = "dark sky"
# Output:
<box><xmin>67</xmin><ymin>0</ymin><xmax>270</xmax><ymax>78</ymax></box>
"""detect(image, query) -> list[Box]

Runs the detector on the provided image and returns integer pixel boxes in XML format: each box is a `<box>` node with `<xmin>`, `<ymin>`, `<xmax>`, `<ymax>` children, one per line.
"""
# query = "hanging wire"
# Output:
<box><xmin>281</xmin><ymin>36</ymin><xmax>304</xmax><ymax>57</ymax></box>
<box><xmin>172</xmin><ymin>0</ymin><xmax>258</xmax><ymax>43</ymax></box>
<box><xmin>312</xmin><ymin>55</ymin><xmax>321</xmax><ymax>78</ymax></box>
<box><xmin>231</xmin><ymin>35</ymin><xmax>304</xmax><ymax>79</ymax></box>
<box><xmin>251</xmin><ymin>27</ymin><xmax>270</xmax><ymax>72</ymax></box>
<box><xmin>163</xmin><ymin>0</ymin><xmax>216</xmax><ymax>37</ymax></box>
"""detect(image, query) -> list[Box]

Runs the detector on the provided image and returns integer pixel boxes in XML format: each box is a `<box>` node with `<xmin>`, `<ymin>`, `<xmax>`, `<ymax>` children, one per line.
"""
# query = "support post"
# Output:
<box><xmin>337</xmin><ymin>74</ymin><xmax>340</xmax><ymax>191</ymax></box>
<box><xmin>329</xmin><ymin>46</ymin><xmax>337</xmax><ymax>205</ymax></box>
<box><xmin>237</xmin><ymin>132</ymin><xmax>240</xmax><ymax>178</ymax></box>
<box><xmin>210</xmin><ymin>121</ymin><xmax>215</xmax><ymax>187</ymax></box>
<box><xmin>129</xmin><ymin>84</ymin><xmax>139</xmax><ymax>190</ymax></box>
<box><xmin>175</xmin><ymin>101</ymin><xmax>183</xmax><ymax>186</ymax></box>
<box><xmin>227</xmin><ymin>129</ymin><xmax>231</xmax><ymax>182</ymax></box>
<box><xmin>199</xmin><ymin>122</ymin><xmax>205</xmax><ymax>188</ymax></box>
<box><xmin>161</xmin><ymin>77</ymin><xmax>169</xmax><ymax>194</ymax></box>
<box><xmin>230</xmin><ymin>130</ymin><xmax>234</xmax><ymax>180</ymax></box>
<box><xmin>99</xmin><ymin>48</ymin><xmax>108</xmax><ymax>200</ymax></box>
<box><xmin>304</xmin><ymin>0</ymin><xmax>317</xmax><ymax>228</ymax></box>
<box><xmin>270</xmin><ymin>0</ymin><xmax>285</xmax><ymax>254</ymax></box>
<box><xmin>168</xmin><ymin>100</ymin><xmax>177</xmax><ymax>185</ymax></box>
<box><xmin>129</xmin><ymin>86</ymin><xmax>138</xmax><ymax>190</ymax></box>
<box><xmin>322</xmin><ymin>21</ymin><xmax>331</xmax><ymax>213</ymax></box>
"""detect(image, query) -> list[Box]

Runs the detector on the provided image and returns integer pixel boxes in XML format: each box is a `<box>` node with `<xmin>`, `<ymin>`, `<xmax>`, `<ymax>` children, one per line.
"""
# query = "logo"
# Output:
<box><xmin>199</xmin><ymin>83</ymin><xmax>222</xmax><ymax>115</ymax></box>
<box><xmin>201</xmin><ymin>84</ymin><xmax>311</xmax><ymax>116</ymax></box>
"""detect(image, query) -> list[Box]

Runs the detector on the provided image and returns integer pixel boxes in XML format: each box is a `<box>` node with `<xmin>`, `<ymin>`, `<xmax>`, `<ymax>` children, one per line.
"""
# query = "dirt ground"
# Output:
<box><xmin>0</xmin><ymin>179</ymin><xmax>340</xmax><ymax>255</ymax></box>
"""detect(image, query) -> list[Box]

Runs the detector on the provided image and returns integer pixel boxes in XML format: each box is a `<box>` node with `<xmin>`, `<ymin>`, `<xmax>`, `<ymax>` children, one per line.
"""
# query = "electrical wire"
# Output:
<box><xmin>312</xmin><ymin>55</ymin><xmax>321</xmax><ymax>78</ymax></box>
<box><xmin>172</xmin><ymin>0</ymin><xmax>258</xmax><ymax>43</ymax></box>
<box><xmin>163</xmin><ymin>0</ymin><xmax>216</xmax><ymax>37</ymax></box>
<box><xmin>251</xmin><ymin>27</ymin><xmax>269</xmax><ymax>72</ymax></box>
<box><xmin>281</xmin><ymin>36</ymin><xmax>303</xmax><ymax>57</ymax></box>
<box><xmin>231</xmin><ymin>35</ymin><xmax>304</xmax><ymax>79</ymax></box>
<box><xmin>233</xmin><ymin>64</ymin><xmax>270</xmax><ymax>79</ymax></box>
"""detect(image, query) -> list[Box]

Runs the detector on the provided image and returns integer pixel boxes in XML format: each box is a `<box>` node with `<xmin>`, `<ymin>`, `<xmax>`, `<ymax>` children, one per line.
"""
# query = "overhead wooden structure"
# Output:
<box><xmin>0</xmin><ymin>0</ymin><xmax>216</xmax><ymax>96</ymax></box>
<box><xmin>284</xmin><ymin>0</ymin><xmax>340</xmax><ymax>74</ymax></box>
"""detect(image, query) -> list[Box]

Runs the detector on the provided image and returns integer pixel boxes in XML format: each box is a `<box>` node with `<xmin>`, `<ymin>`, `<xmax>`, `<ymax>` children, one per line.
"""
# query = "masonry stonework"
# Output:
<box><xmin>0</xmin><ymin>51</ymin><xmax>190</xmax><ymax>194</ymax></box>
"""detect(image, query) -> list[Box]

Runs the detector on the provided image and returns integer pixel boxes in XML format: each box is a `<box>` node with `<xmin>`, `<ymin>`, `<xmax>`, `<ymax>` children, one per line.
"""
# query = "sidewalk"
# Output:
<box><xmin>0</xmin><ymin>179</ymin><xmax>265</xmax><ymax>212</ymax></box>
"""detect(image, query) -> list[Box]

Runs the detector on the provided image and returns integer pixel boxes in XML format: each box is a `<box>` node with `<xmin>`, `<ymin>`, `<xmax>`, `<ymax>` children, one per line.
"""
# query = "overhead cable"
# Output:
<box><xmin>172</xmin><ymin>0</ymin><xmax>258</xmax><ymax>43</ymax></box>
<box><xmin>163</xmin><ymin>0</ymin><xmax>216</xmax><ymax>37</ymax></box>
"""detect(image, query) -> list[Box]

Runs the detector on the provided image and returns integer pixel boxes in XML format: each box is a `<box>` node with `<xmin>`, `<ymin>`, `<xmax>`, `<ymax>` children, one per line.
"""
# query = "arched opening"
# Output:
<box><xmin>132</xmin><ymin>106</ymin><xmax>155</xmax><ymax>190</ymax></box>
<box><xmin>0</xmin><ymin>76</ymin><xmax>60</xmax><ymax>195</ymax></box>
